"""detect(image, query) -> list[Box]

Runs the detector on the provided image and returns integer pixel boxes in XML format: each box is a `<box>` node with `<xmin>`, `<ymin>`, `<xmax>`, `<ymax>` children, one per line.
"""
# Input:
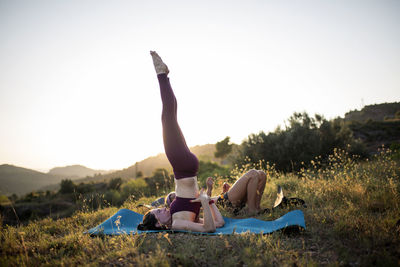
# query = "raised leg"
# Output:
<box><xmin>151</xmin><ymin>51</ymin><xmax>199</xmax><ymax>179</ymax></box>
<box><xmin>227</xmin><ymin>169</ymin><xmax>265</xmax><ymax>213</ymax></box>
<box><xmin>255</xmin><ymin>170</ymin><xmax>266</xmax><ymax>209</ymax></box>
<box><xmin>245</xmin><ymin>174</ymin><xmax>260</xmax><ymax>213</ymax></box>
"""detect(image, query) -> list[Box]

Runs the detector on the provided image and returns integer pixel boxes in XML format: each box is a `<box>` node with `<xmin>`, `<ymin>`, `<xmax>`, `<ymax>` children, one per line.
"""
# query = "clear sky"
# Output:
<box><xmin>0</xmin><ymin>0</ymin><xmax>399</xmax><ymax>172</ymax></box>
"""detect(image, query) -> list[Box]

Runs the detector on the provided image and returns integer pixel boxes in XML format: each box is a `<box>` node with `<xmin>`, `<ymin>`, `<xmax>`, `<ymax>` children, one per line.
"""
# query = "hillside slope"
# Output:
<box><xmin>348</xmin><ymin>120</ymin><xmax>400</xmax><ymax>152</ymax></box>
<box><xmin>344</xmin><ymin>102</ymin><xmax>400</xmax><ymax>122</ymax></box>
<box><xmin>0</xmin><ymin>165</ymin><xmax>64</xmax><ymax>196</ymax></box>
<box><xmin>73</xmin><ymin>144</ymin><xmax>217</xmax><ymax>184</ymax></box>
<box><xmin>343</xmin><ymin>102</ymin><xmax>400</xmax><ymax>153</ymax></box>
<box><xmin>48</xmin><ymin>165</ymin><xmax>112</xmax><ymax>178</ymax></box>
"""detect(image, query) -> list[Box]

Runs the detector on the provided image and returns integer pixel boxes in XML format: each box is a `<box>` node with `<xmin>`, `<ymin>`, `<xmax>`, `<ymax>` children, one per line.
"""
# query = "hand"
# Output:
<box><xmin>190</xmin><ymin>189</ymin><xmax>210</xmax><ymax>203</ymax></box>
<box><xmin>206</xmin><ymin>177</ymin><xmax>214</xmax><ymax>189</ymax></box>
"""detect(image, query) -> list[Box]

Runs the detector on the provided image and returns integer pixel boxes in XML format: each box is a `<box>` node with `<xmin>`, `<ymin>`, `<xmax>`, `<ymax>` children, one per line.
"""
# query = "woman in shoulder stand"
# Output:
<box><xmin>138</xmin><ymin>51</ymin><xmax>224</xmax><ymax>233</ymax></box>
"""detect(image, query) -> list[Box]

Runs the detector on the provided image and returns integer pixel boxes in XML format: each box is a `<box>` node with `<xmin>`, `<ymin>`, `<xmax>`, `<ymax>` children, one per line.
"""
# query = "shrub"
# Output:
<box><xmin>121</xmin><ymin>178</ymin><xmax>149</xmax><ymax>200</ymax></box>
<box><xmin>75</xmin><ymin>183</ymin><xmax>94</xmax><ymax>194</ymax></box>
<box><xmin>144</xmin><ymin>168</ymin><xmax>174</xmax><ymax>196</ymax></box>
<box><xmin>59</xmin><ymin>179</ymin><xmax>75</xmax><ymax>194</ymax></box>
<box><xmin>104</xmin><ymin>190</ymin><xmax>122</xmax><ymax>206</ymax></box>
<box><xmin>197</xmin><ymin>161</ymin><xmax>230</xmax><ymax>187</ymax></box>
<box><xmin>235</xmin><ymin>112</ymin><xmax>367</xmax><ymax>172</ymax></box>
<box><xmin>108</xmin><ymin>177</ymin><xmax>123</xmax><ymax>190</ymax></box>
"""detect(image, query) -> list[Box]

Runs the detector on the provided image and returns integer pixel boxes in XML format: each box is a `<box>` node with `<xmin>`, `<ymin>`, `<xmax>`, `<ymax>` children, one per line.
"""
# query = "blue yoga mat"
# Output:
<box><xmin>86</xmin><ymin>209</ymin><xmax>306</xmax><ymax>235</ymax></box>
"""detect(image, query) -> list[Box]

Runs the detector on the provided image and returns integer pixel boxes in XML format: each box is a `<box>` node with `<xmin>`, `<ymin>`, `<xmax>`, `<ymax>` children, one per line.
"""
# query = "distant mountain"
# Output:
<box><xmin>48</xmin><ymin>165</ymin><xmax>112</xmax><ymax>178</ymax></box>
<box><xmin>344</xmin><ymin>102</ymin><xmax>400</xmax><ymax>122</ymax></box>
<box><xmin>63</xmin><ymin>144</ymin><xmax>218</xmax><ymax>184</ymax></box>
<box><xmin>3</xmin><ymin>144</ymin><xmax>217</xmax><ymax>195</ymax></box>
<box><xmin>0</xmin><ymin>165</ymin><xmax>64</xmax><ymax>196</ymax></box>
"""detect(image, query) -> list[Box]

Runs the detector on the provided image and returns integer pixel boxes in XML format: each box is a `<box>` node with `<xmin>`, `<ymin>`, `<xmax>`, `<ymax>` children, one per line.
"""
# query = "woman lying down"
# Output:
<box><xmin>137</xmin><ymin>187</ymin><xmax>225</xmax><ymax>233</ymax></box>
<box><xmin>137</xmin><ymin>169</ymin><xmax>268</xmax><ymax>233</ymax></box>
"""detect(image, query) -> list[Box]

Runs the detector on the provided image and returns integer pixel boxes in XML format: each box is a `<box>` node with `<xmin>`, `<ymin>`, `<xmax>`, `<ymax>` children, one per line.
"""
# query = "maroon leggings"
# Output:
<box><xmin>158</xmin><ymin>74</ymin><xmax>199</xmax><ymax>179</ymax></box>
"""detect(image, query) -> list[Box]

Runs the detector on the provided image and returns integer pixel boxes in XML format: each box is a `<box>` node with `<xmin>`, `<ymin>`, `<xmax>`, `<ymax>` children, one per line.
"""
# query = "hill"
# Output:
<box><xmin>348</xmin><ymin>119</ymin><xmax>400</xmax><ymax>153</ymax></box>
<box><xmin>48</xmin><ymin>165</ymin><xmax>112</xmax><ymax>178</ymax></box>
<box><xmin>72</xmin><ymin>144</ymin><xmax>217</xmax><ymax>184</ymax></box>
<box><xmin>0</xmin><ymin>165</ymin><xmax>64</xmax><ymax>196</ymax></box>
<box><xmin>0</xmin><ymin>164</ymin><xmax>108</xmax><ymax>196</ymax></box>
<box><xmin>343</xmin><ymin>102</ymin><xmax>400</xmax><ymax>153</ymax></box>
<box><xmin>5</xmin><ymin>102</ymin><xmax>400</xmax><ymax>196</ymax></box>
<box><xmin>344</xmin><ymin>102</ymin><xmax>400</xmax><ymax>122</ymax></box>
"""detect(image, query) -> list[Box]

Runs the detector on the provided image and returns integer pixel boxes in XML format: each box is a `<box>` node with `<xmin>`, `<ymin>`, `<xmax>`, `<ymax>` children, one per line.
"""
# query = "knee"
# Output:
<box><xmin>257</xmin><ymin>170</ymin><xmax>267</xmax><ymax>182</ymax></box>
<box><xmin>247</xmin><ymin>169</ymin><xmax>260</xmax><ymax>181</ymax></box>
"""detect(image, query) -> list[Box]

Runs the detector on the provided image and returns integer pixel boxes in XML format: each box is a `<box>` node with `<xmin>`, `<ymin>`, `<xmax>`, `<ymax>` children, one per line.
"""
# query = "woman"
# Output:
<box><xmin>210</xmin><ymin>173</ymin><xmax>307</xmax><ymax>215</ymax></box>
<box><xmin>207</xmin><ymin>169</ymin><xmax>269</xmax><ymax>215</ymax></box>
<box><xmin>140</xmin><ymin>168</ymin><xmax>267</xmax><ymax>230</ymax></box>
<box><xmin>137</xmin><ymin>188</ymin><xmax>224</xmax><ymax>231</ymax></box>
<box><xmin>138</xmin><ymin>51</ymin><xmax>224</xmax><ymax>233</ymax></box>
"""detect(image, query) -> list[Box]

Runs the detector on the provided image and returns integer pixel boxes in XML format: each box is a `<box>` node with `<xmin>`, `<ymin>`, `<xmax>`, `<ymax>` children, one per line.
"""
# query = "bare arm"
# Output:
<box><xmin>206</xmin><ymin>177</ymin><xmax>225</xmax><ymax>227</ymax></box>
<box><xmin>206</xmin><ymin>177</ymin><xmax>213</xmax><ymax>197</ymax></box>
<box><xmin>171</xmin><ymin>190</ymin><xmax>216</xmax><ymax>233</ymax></box>
<box><xmin>196</xmin><ymin>202</ymin><xmax>225</xmax><ymax>228</ymax></box>
<box><xmin>209</xmin><ymin>202</ymin><xmax>225</xmax><ymax>228</ymax></box>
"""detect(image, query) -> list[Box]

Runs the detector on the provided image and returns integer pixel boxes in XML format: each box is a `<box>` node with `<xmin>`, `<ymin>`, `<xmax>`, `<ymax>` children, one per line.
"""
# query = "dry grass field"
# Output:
<box><xmin>1</xmin><ymin>149</ymin><xmax>399</xmax><ymax>266</ymax></box>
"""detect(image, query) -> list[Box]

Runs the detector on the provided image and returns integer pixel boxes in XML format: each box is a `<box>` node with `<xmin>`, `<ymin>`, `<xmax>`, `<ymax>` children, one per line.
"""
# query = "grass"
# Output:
<box><xmin>1</xmin><ymin>149</ymin><xmax>399</xmax><ymax>266</ymax></box>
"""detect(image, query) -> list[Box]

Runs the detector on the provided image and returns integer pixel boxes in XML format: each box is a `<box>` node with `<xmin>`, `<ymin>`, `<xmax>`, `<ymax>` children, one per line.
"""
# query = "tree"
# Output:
<box><xmin>144</xmin><ymin>168</ymin><xmax>173</xmax><ymax>195</ymax></box>
<box><xmin>108</xmin><ymin>177</ymin><xmax>123</xmax><ymax>190</ymax></box>
<box><xmin>104</xmin><ymin>190</ymin><xmax>122</xmax><ymax>206</ymax></box>
<box><xmin>59</xmin><ymin>179</ymin><xmax>75</xmax><ymax>194</ymax></box>
<box><xmin>197</xmin><ymin>160</ymin><xmax>230</xmax><ymax>187</ymax></box>
<box><xmin>235</xmin><ymin>112</ymin><xmax>366</xmax><ymax>172</ymax></box>
<box><xmin>214</xmin><ymin>136</ymin><xmax>233</xmax><ymax>159</ymax></box>
<box><xmin>75</xmin><ymin>182</ymin><xmax>93</xmax><ymax>194</ymax></box>
<box><xmin>121</xmin><ymin>178</ymin><xmax>149</xmax><ymax>199</ymax></box>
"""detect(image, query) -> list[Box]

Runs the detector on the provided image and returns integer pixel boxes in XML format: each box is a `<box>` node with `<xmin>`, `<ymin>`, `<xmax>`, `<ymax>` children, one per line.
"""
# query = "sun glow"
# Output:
<box><xmin>0</xmin><ymin>0</ymin><xmax>399</xmax><ymax>170</ymax></box>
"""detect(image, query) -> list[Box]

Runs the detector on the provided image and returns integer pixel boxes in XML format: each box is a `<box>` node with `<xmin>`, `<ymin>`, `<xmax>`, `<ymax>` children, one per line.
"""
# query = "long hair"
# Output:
<box><xmin>137</xmin><ymin>211</ymin><xmax>168</xmax><ymax>231</ymax></box>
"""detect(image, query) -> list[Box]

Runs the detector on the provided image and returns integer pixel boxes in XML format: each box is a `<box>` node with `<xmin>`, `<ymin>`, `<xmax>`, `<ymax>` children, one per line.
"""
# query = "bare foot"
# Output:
<box><xmin>222</xmin><ymin>182</ymin><xmax>231</xmax><ymax>193</ymax></box>
<box><xmin>150</xmin><ymin>51</ymin><xmax>169</xmax><ymax>75</ymax></box>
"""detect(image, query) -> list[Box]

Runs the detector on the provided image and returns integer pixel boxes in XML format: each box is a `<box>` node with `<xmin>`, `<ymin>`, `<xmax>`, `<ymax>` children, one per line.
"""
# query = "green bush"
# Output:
<box><xmin>0</xmin><ymin>195</ymin><xmax>10</xmax><ymax>205</ymax></box>
<box><xmin>121</xmin><ymin>178</ymin><xmax>149</xmax><ymax>200</ymax></box>
<box><xmin>108</xmin><ymin>177</ymin><xmax>123</xmax><ymax>190</ymax></box>
<box><xmin>144</xmin><ymin>168</ymin><xmax>173</xmax><ymax>196</ymax></box>
<box><xmin>390</xmin><ymin>142</ymin><xmax>400</xmax><ymax>160</ymax></box>
<box><xmin>235</xmin><ymin>112</ymin><xmax>367</xmax><ymax>172</ymax></box>
<box><xmin>197</xmin><ymin>161</ymin><xmax>230</xmax><ymax>187</ymax></box>
<box><xmin>59</xmin><ymin>179</ymin><xmax>76</xmax><ymax>194</ymax></box>
<box><xmin>104</xmin><ymin>189</ymin><xmax>122</xmax><ymax>206</ymax></box>
<box><xmin>75</xmin><ymin>183</ymin><xmax>94</xmax><ymax>194</ymax></box>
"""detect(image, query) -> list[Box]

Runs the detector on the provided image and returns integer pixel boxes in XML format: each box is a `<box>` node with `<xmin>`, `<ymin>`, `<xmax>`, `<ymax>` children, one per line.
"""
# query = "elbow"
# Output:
<box><xmin>216</xmin><ymin>220</ymin><xmax>225</xmax><ymax>228</ymax></box>
<box><xmin>171</xmin><ymin>221</ymin><xmax>179</xmax><ymax>231</ymax></box>
<box><xmin>206</xmin><ymin>226</ymin><xmax>216</xmax><ymax>233</ymax></box>
<box><xmin>204</xmin><ymin>223</ymin><xmax>216</xmax><ymax>233</ymax></box>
